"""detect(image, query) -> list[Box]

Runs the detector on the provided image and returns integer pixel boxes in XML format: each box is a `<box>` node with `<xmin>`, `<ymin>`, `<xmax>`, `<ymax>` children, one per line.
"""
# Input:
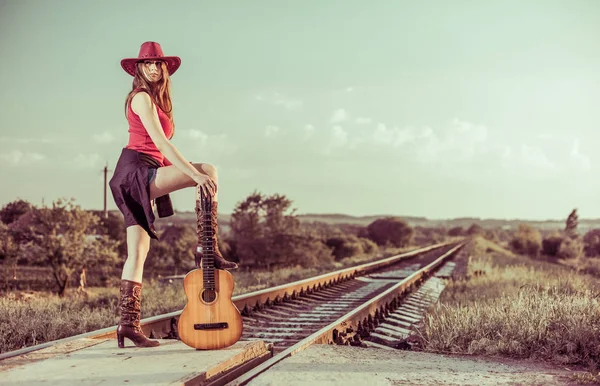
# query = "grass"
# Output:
<box><xmin>1</xmin><ymin>288</ymin><xmax>119</xmax><ymax>352</ymax></box>
<box><xmin>0</xmin><ymin>244</ymin><xmax>418</xmax><ymax>354</ymax></box>
<box><xmin>421</xmin><ymin>236</ymin><xmax>600</xmax><ymax>375</ymax></box>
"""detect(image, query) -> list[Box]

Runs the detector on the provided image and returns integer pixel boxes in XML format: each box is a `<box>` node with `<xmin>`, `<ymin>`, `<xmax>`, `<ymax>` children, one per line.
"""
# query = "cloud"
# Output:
<box><xmin>264</xmin><ymin>125</ymin><xmax>280</xmax><ymax>138</ymax></box>
<box><xmin>0</xmin><ymin>150</ymin><xmax>45</xmax><ymax>165</ymax></box>
<box><xmin>533</xmin><ymin>135</ymin><xmax>592</xmax><ymax>173</ymax></box>
<box><xmin>207</xmin><ymin>135</ymin><xmax>239</xmax><ymax>156</ymax></box>
<box><xmin>319</xmin><ymin>125</ymin><xmax>352</xmax><ymax>156</ymax></box>
<box><xmin>398</xmin><ymin>119</ymin><xmax>581</xmax><ymax>180</ymax></box>
<box><xmin>178</xmin><ymin>131</ymin><xmax>238</xmax><ymax>158</ymax></box>
<box><xmin>257</xmin><ymin>105</ymin><xmax>591</xmax><ymax>182</ymax></box>
<box><xmin>500</xmin><ymin>138</ymin><xmax>591</xmax><ymax>175</ymax></box>
<box><xmin>569</xmin><ymin>139</ymin><xmax>591</xmax><ymax>171</ymax></box>
<box><xmin>186</xmin><ymin>129</ymin><xmax>209</xmax><ymax>144</ymax></box>
<box><xmin>225</xmin><ymin>167</ymin><xmax>256</xmax><ymax>179</ymax></box>
<box><xmin>518</xmin><ymin>145</ymin><xmax>556</xmax><ymax>171</ymax></box>
<box><xmin>301</xmin><ymin>124</ymin><xmax>315</xmax><ymax>140</ymax></box>
<box><xmin>314</xmin><ymin>125</ymin><xmax>348</xmax><ymax>156</ymax></box>
<box><xmin>332</xmin><ymin>125</ymin><xmax>348</xmax><ymax>145</ymax></box>
<box><xmin>416</xmin><ymin>119</ymin><xmax>489</xmax><ymax>163</ymax></box>
<box><xmin>92</xmin><ymin>131</ymin><xmax>115</xmax><ymax>144</ymax></box>
<box><xmin>373</xmin><ymin>123</ymin><xmax>416</xmax><ymax>147</ymax></box>
<box><xmin>330</xmin><ymin>109</ymin><xmax>348</xmax><ymax>124</ymax></box>
<box><xmin>501</xmin><ymin>145</ymin><xmax>512</xmax><ymax>160</ymax></box>
<box><xmin>0</xmin><ymin>137</ymin><xmax>58</xmax><ymax>144</ymax></box>
<box><xmin>255</xmin><ymin>92</ymin><xmax>302</xmax><ymax>111</ymax></box>
<box><xmin>354</xmin><ymin>117</ymin><xmax>372</xmax><ymax>125</ymax></box>
<box><xmin>73</xmin><ymin>153</ymin><xmax>101</xmax><ymax>170</ymax></box>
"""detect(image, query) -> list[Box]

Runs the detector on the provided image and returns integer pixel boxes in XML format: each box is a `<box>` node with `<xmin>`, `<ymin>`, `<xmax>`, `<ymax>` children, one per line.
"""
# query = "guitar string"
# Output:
<box><xmin>198</xmin><ymin>199</ymin><xmax>216</xmax><ymax>287</ymax></box>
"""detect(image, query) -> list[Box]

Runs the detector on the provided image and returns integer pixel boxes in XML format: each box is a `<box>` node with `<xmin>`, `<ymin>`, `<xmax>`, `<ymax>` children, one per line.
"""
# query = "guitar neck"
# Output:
<box><xmin>198</xmin><ymin>191</ymin><xmax>216</xmax><ymax>290</ymax></box>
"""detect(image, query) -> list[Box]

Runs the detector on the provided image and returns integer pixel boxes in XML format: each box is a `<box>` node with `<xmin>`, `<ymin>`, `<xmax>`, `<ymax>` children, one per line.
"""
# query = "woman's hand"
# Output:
<box><xmin>193</xmin><ymin>173</ymin><xmax>217</xmax><ymax>197</ymax></box>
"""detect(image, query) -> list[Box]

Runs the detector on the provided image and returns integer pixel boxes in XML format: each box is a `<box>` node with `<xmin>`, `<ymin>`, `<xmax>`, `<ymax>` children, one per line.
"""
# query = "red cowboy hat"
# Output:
<box><xmin>121</xmin><ymin>41</ymin><xmax>181</xmax><ymax>77</ymax></box>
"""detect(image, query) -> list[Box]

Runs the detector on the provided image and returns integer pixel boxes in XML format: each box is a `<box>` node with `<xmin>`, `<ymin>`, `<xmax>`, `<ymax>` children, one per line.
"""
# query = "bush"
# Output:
<box><xmin>583</xmin><ymin>229</ymin><xmax>600</xmax><ymax>257</ymax></box>
<box><xmin>558</xmin><ymin>236</ymin><xmax>583</xmax><ymax>259</ymax></box>
<box><xmin>542</xmin><ymin>232</ymin><xmax>563</xmax><ymax>257</ymax></box>
<box><xmin>326</xmin><ymin>236</ymin><xmax>361</xmax><ymax>260</ymax></box>
<box><xmin>359</xmin><ymin>237</ymin><xmax>378</xmax><ymax>254</ymax></box>
<box><xmin>466</xmin><ymin>223</ymin><xmax>484</xmax><ymax>235</ymax></box>
<box><xmin>325</xmin><ymin>235</ymin><xmax>377</xmax><ymax>261</ymax></box>
<box><xmin>366</xmin><ymin>217</ymin><xmax>413</xmax><ymax>247</ymax></box>
<box><xmin>510</xmin><ymin>224</ymin><xmax>542</xmax><ymax>257</ymax></box>
<box><xmin>448</xmin><ymin>227</ymin><xmax>464</xmax><ymax>236</ymax></box>
<box><xmin>484</xmin><ymin>229</ymin><xmax>499</xmax><ymax>243</ymax></box>
<box><xmin>279</xmin><ymin>234</ymin><xmax>334</xmax><ymax>269</ymax></box>
<box><xmin>413</xmin><ymin>227</ymin><xmax>446</xmax><ymax>245</ymax></box>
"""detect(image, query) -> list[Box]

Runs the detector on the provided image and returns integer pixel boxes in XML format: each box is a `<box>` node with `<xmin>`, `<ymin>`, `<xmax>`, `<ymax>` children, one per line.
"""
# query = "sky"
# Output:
<box><xmin>1</xmin><ymin>0</ymin><xmax>599</xmax><ymax>220</ymax></box>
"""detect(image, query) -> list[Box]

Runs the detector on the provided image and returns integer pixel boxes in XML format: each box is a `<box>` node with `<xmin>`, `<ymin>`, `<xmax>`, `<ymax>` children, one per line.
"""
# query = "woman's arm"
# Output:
<box><xmin>130</xmin><ymin>91</ymin><xmax>216</xmax><ymax>194</ymax></box>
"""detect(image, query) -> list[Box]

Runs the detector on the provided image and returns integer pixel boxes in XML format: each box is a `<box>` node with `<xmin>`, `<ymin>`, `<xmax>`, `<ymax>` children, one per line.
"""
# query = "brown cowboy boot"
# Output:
<box><xmin>195</xmin><ymin>197</ymin><xmax>238</xmax><ymax>270</ymax></box>
<box><xmin>116</xmin><ymin>280</ymin><xmax>160</xmax><ymax>348</ymax></box>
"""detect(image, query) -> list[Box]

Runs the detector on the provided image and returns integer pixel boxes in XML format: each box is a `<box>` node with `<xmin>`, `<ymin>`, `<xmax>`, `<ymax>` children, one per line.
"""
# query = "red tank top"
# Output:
<box><xmin>125</xmin><ymin>91</ymin><xmax>174</xmax><ymax>166</ymax></box>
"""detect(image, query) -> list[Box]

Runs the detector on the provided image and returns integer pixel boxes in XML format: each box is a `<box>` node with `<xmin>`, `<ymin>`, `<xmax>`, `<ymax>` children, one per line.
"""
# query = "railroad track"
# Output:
<box><xmin>224</xmin><ymin>240</ymin><xmax>465</xmax><ymax>385</ymax></box>
<box><xmin>0</xmin><ymin>239</ymin><xmax>466</xmax><ymax>385</ymax></box>
<box><xmin>239</xmin><ymin>242</ymin><xmax>459</xmax><ymax>353</ymax></box>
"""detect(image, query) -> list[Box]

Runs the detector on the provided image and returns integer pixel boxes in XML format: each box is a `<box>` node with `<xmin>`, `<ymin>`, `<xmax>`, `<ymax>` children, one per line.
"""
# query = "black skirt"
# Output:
<box><xmin>109</xmin><ymin>148</ymin><xmax>173</xmax><ymax>240</ymax></box>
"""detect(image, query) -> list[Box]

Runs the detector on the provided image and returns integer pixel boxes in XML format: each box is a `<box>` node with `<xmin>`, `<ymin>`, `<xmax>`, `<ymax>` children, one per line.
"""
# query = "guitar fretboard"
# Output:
<box><xmin>197</xmin><ymin>190</ymin><xmax>216</xmax><ymax>291</ymax></box>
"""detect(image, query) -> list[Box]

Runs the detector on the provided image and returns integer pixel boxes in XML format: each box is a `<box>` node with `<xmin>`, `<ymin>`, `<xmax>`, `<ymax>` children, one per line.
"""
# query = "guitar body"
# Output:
<box><xmin>178</xmin><ymin>268</ymin><xmax>243</xmax><ymax>350</ymax></box>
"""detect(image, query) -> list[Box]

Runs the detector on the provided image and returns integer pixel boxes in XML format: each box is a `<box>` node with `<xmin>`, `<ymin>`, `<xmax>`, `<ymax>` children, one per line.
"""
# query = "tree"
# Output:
<box><xmin>230</xmin><ymin>191</ymin><xmax>333</xmax><ymax>269</ymax></box>
<box><xmin>0</xmin><ymin>222</ymin><xmax>19</xmax><ymax>264</ymax></box>
<box><xmin>18</xmin><ymin>198</ymin><xmax>119</xmax><ymax>296</ymax></box>
<box><xmin>91</xmin><ymin>211</ymin><xmax>127</xmax><ymax>257</ymax></box>
<box><xmin>366</xmin><ymin>217</ymin><xmax>413</xmax><ymax>247</ymax></box>
<box><xmin>0</xmin><ymin>222</ymin><xmax>20</xmax><ymax>288</ymax></box>
<box><xmin>565</xmin><ymin>209</ymin><xmax>579</xmax><ymax>238</ymax></box>
<box><xmin>83</xmin><ymin>236</ymin><xmax>121</xmax><ymax>280</ymax></box>
<box><xmin>0</xmin><ymin>199</ymin><xmax>33</xmax><ymax>225</ymax></box>
<box><xmin>147</xmin><ymin>224</ymin><xmax>197</xmax><ymax>272</ymax></box>
<box><xmin>230</xmin><ymin>192</ymin><xmax>269</xmax><ymax>267</ymax></box>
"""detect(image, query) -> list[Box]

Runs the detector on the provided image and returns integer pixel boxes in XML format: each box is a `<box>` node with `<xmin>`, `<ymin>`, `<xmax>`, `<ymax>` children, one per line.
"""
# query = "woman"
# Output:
<box><xmin>109</xmin><ymin>41</ymin><xmax>238</xmax><ymax>349</ymax></box>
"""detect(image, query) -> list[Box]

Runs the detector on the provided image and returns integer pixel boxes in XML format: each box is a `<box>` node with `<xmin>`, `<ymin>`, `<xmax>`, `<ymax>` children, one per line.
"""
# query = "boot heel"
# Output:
<box><xmin>117</xmin><ymin>333</ymin><xmax>125</xmax><ymax>348</ymax></box>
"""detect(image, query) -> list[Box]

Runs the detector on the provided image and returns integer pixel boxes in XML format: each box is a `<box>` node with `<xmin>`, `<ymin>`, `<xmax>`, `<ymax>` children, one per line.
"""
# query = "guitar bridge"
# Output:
<box><xmin>194</xmin><ymin>322</ymin><xmax>229</xmax><ymax>330</ymax></box>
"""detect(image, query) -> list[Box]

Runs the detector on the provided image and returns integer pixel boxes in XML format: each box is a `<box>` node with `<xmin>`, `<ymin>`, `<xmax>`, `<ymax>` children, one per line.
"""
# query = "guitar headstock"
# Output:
<box><xmin>195</xmin><ymin>184</ymin><xmax>213</xmax><ymax>208</ymax></box>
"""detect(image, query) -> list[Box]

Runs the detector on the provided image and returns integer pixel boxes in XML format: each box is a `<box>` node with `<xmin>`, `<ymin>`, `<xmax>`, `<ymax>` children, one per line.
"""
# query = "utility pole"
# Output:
<box><xmin>102</xmin><ymin>162</ymin><xmax>112</xmax><ymax>219</ymax></box>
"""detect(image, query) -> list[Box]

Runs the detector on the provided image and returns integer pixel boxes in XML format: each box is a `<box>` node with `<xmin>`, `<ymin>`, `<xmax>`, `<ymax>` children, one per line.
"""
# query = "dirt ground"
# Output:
<box><xmin>247</xmin><ymin>344</ymin><xmax>595</xmax><ymax>386</ymax></box>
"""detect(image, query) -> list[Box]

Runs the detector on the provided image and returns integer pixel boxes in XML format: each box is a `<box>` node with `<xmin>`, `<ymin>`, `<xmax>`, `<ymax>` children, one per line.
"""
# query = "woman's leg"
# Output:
<box><xmin>149</xmin><ymin>162</ymin><xmax>219</xmax><ymax>200</ymax></box>
<box><xmin>116</xmin><ymin>225</ymin><xmax>159</xmax><ymax>348</ymax></box>
<box><xmin>149</xmin><ymin>163</ymin><xmax>238</xmax><ymax>270</ymax></box>
<box><xmin>122</xmin><ymin>225</ymin><xmax>151</xmax><ymax>282</ymax></box>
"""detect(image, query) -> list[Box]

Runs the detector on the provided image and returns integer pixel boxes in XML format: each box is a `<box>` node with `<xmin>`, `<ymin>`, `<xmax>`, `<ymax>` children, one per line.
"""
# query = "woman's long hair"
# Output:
<box><xmin>124</xmin><ymin>61</ymin><xmax>175</xmax><ymax>137</ymax></box>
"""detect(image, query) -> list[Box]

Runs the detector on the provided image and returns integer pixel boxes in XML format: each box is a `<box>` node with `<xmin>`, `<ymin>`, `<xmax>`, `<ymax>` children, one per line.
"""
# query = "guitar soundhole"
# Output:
<box><xmin>201</xmin><ymin>289</ymin><xmax>217</xmax><ymax>303</ymax></box>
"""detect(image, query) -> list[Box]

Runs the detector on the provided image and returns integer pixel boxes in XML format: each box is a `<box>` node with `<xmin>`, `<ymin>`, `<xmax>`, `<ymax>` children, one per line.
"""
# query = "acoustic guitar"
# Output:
<box><xmin>178</xmin><ymin>190</ymin><xmax>243</xmax><ymax>350</ymax></box>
